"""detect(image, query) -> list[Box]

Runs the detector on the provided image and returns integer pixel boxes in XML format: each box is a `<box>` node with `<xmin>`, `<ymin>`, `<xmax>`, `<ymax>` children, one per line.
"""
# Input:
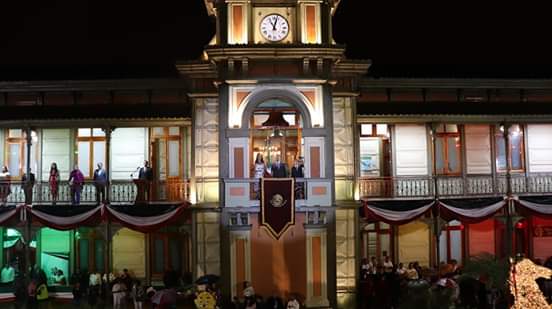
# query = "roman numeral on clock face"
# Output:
<box><xmin>260</xmin><ymin>13</ymin><xmax>289</xmax><ymax>42</ymax></box>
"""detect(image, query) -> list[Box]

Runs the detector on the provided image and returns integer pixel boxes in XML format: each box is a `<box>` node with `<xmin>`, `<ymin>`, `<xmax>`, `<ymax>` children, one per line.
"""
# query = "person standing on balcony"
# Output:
<box><xmin>21</xmin><ymin>171</ymin><xmax>35</xmax><ymax>205</ymax></box>
<box><xmin>0</xmin><ymin>166</ymin><xmax>11</xmax><ymax>206</ymax></box>
<box><xmin>68</xmin><ymin>165</ymin><xmax>84</xmax><ymax>205</ymax></box>
<box><xmin>271</xmin><ymin>155</ymin><xmax>288</xmax><ymax>178</ymax></box>
<box><xmin>93</xmin><ymin>162</ymin><xmax>108</xmax><ymax>205</ymax></box>
<box><xmin>48</xmin><ymin>163</ymin><xmax>60</xmax><ymax>206</ymax></box>
<box><xmin>138</xmin><ymin>160</ymin><xmax>153</xmax><ymax>202</ymax></box>
<box><xmin>253</xmin><ymin>153</ymin><xmax>266</xmax><ymax>199</ymax></box>
<box><xmin>291</xmin><ymin>157</ymin><xmax>304</xmax><ymax>199</ymax></box>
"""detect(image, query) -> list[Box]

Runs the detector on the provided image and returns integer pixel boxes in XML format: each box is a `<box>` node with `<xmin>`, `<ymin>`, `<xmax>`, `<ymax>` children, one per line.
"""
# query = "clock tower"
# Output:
<box><xmin>178</xmin><ymin>1</ymin><xmax>368</xmax><ymax>308</ymax></box>
<box><xmin>203</xmin><ymin>0</ymin><xmax>340</xmax><ymax>45</ymax></box>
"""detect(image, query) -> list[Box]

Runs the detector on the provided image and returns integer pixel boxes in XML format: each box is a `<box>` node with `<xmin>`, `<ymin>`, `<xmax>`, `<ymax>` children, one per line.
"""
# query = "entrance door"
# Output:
<box><xmin>150</xmin><ymin>128</ymin><xmax>182</xmax><ymax>201</ymax></box>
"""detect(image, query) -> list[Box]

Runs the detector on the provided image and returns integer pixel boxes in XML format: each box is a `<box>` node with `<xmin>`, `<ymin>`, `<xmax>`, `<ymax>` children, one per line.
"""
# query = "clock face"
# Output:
<box><xmin>260</xmin><ymin>14</ymin><xmax>289</xmax><ymax>42</ymax></box>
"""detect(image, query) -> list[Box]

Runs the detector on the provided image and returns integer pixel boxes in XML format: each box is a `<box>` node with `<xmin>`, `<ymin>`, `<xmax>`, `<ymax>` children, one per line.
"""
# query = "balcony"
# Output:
<box><xmin>223</xmin><ymin>178</ymin><xmax>332</xmax><ymax>207</ymax></box>
<box><xmin>358</xmin><ymin>174</ymin><xmax>552</xmax><ymax>199</ymax></box>
<box><xmin>0</xmin><ymin>179</ymin><xmax>190</xmax><ymax>206</ymax></box>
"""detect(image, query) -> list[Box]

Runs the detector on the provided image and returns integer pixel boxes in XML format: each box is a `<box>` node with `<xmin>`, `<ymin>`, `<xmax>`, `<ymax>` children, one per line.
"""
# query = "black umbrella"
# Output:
<box><xmin>195</xmin><ymin>274</ymin><xmax>220</xmax><ymax>285</ymax></box>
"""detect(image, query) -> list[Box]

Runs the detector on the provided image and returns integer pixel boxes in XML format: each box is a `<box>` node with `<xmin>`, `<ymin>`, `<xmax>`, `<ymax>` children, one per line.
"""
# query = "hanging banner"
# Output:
<box><xmin>261</xmin><ymin>178</ymin><xmax>295</xmax><ymax>239</ymax></box>
<box><xmin>363</xmin><ymin>199</ymin><xmax>434</xmax><ymax>225</ymax></box>
<box><xmin>438</xmin><ymin>197</ymin><xmax>506</xmax><ymax>224</ymax></box>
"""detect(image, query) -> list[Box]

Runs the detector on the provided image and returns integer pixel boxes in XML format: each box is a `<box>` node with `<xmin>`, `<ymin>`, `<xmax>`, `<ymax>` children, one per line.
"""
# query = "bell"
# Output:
<box><xmin>262</xmin><ymin>111</ymin><xmax>290</xmax><ymax>127</ymax></box>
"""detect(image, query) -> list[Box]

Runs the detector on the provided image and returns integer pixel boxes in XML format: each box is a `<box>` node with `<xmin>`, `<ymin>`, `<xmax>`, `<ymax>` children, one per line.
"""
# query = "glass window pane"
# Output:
<box><xmin>510</xmin><ymin>133</ymin><xmax>524</xmax><ymax>170</ymax></box>
<box><xmin>496</xmin><ymin>135</ymin><xmax>507</xmax><ymax>171</ymax></box>
<box><xmin>447</xmin><ymin>137</ymin><xmax>461</xmax><ymax>172</ymax></box>
<box><xmin>78</xmin><ymin>142</ymin><xmax>90</xmax><ymax>178</ymax></box>
<box><xmin>79</xmin><ymin>239</ymin><xmax>89</xmax><ymax>271</ymax></box>
<box><xmin>92</xmin><ymin>128</ymin><xmax>105</xmax><ymax>137</ymax></box>
<box><xmin>22</xmin><ymin>142</ymin><xmax>38</xmax><ymax>174</ymax></box>
<box><xmin>445</xmin><ymin>124</ymin><xmax>458</xmax><ymax>133</ymax></box>
<box><xmin>153</xmin><ymin>127</ymin><xmax>164</xmax><ymax>136</ymax></box>
<box><xmin>435</xmin><ymin>138</ymin><xmax>444</xmax><ymax>173</ymax></box>
<box><xmin>365</xmin><ymin>223</ymin><xmax>375</xmax><ymax>230</ymax></box>
<box><xmin>367</xmin><ymin>232</ymin><xmax>377</xmax><ymax>259</ymax></box>
<box><xmin>170</xmin><ymin>239</ymin><xmax>181</xmax><ymax>271</ymax></box>
<box><xmin>168</xmin><ymin>127</ymin><xmax>180</xmax><ymax>136</ymax></box>
<box><xmin>360</xmin><ymin>124</ymin><xmax>373</xmax><ymax>136</ymax></box>
<box><xmin>8</xmin><ymin>144</ymin><xmax>21</xmax><ymax>177</ymax></box>
<box><xmin>450</xmin><ymin>231</ymin><xmax>462</xmax><ymax>264</ymax></box>
<box><xmin>283</xmin><ymin>114</ymin><xmax>296</xmax><ymax>126</ymax></box>
<box><xmin>439</xmin><ymin>233</ymin><xmax>448</xmax><ymax>262</ymax></box>
<box><xmin>95</xmin><ymin>239</ymin><xmax>105</xmax><ymax>273</ymax></box>
<box><xmin>253</xmin><ymin>114</ymin><xmax>269</xmax><ymax>126</ymax></box>
<box><xmin>435</xmin><ymin>124</ymin><xmax>446</xmax><ymax>133</ymax></box>
<box><xmin>78</xmin><ymin>128</ymin><xmax>91</xmax><ymax>137</ymax></box>
<box><xmin>158</xmin><ymin>140</ymin><xmax>167</xmax><ymax>180</ymax></box>
<box><xmin>376</xmin><ymin>124</ymin><xmax>388</xmax><ymax>136</ymax></box>
<box><xmin>380</xmin><ymin>234</ymin><xmax>391</xmax><ymax>257</ymax></box>
<box><xmin>168</xmin><ymin>141</ymin><xmax>180</xmax><ymax>177</ymax></box>
<box><xmin>93</xmin><ymin>141</ymin><xmax>106</xmax><ymax>169</ymax></box>
<box><xmin>360</xmin><ymin>138</ymin><xmax>380</xmax><ymax>177</ymax></box>
<box><xmin>380</xmin><ymin>222</ymin><xmax>390</xmax><ymax>230</ymax></box>
<box><xmin>8</xmin><ymin>129</ymin><xmax>22</xmax><ymax>138</ymax></box>
<box><xmin>154</xmin><ymin>238</ymin><xmax>164</xmax><ymax>273</ymax></box>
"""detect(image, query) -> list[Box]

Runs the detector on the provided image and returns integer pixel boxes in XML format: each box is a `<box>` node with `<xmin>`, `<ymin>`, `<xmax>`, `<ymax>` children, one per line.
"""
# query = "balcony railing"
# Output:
<box><xmin>0</xmin><ymin>179</ymin><xmax>190</xmax><ymax>205</ymax></box>
<box><xmin>223</xmin><ymin>178</ymin><xmax>332</xmax><ymax>207</ymax></box>
<box><xmin>358</xmin><ymin>173</ymin><xmax>552</xmax><ymax>199</ymax></box>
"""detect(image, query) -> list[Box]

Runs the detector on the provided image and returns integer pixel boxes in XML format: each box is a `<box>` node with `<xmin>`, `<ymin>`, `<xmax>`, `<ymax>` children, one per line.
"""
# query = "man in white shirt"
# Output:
<box><xmin>383</xmin><ymin>256</ymin><xmax>394</xmax><ymax>273</ymax></box>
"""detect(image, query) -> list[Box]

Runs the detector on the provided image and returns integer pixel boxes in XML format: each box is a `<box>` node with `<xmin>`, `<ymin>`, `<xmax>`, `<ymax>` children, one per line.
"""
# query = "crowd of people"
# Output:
<box><xmin>70</xmin><ymin>268</ymin><xmax>184</xmax><ymax>309</ymax></box>
<box><xmin>358</xmin><ymin>255</ymin><xmax>531</xmax><ymax>309</ymax></box>
<box><xmin>228</xmin><ymin>281</ymin><xmax>301</xmax><ymax>309</ymax></box>
<box><xmin>359</xmin><ymin>256</ymin><xmax>467</xmax><ymax>309</ymax></box>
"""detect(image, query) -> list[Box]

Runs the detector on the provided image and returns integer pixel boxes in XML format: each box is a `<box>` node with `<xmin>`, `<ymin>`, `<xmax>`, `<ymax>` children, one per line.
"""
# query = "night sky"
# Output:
<box><xmin>0</xmin><ymin>0</ymin><xmax>551</xmax><ymax>80</ymax></box>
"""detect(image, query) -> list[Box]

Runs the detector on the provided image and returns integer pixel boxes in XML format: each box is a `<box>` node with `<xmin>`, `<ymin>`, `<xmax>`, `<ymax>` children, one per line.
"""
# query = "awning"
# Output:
<box><xmin>363</xmin><ymin>197</ymin><xmax>507</xmax><ymax>225</ymax></box>
<box><xmin>363</xmin><ymin>199</ymin><xmax>434</xmax><ymax>225</ymax></box>
<box><xmin>8</xmin><ymin>203</ymin><xmax>190</xmax><ymax>233</ymax></box>
<box><xmin>438</xmin><ymin>197</ymin><xmax>506</xmax><ymax>224</ymax></box>
<box><xmin>27</xmin><ymin>205</ymin><xmax>102</xmax><ymax>230</ymax></box>
<box><xmin>516</xmin><ymin>196</ymin><xmax>552</xmax><ymax>218</ymax></box>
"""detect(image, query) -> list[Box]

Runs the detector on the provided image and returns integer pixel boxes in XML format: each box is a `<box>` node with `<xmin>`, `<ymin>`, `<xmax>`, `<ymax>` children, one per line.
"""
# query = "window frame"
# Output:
<box><xmin>4</xmin><ymin>129</ymin><xmax>38</xmax><ymax>179</ymax></box>
<box><xmin>495</xmin><ymin>124</ymin><xmax>526</xmax><ymax>173</ymax></box>
<box><xmin>434</xmin><ymin>124</ymin><xmax>463</xmax><ymax>176</ymax></box>
<box><xmin>76</xmin><ymin>128</ymin><xmax>106</xmax><ymax>179</ymax></box>
<box><xmin>362</xmin><ymin>222</ymin><xmax>393</xmax><ymax>261</ymax></box>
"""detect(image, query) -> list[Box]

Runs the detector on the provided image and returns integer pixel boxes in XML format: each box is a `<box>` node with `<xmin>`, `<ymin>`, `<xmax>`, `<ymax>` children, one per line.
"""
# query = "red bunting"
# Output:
<box><xmin>260</xmin><ymin>178</ymin><xmax>295</xmax><ymax>240</ymax></box>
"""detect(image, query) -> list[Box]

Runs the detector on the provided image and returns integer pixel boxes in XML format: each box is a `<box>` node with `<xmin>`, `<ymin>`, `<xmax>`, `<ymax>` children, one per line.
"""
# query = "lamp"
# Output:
<box><xmin>270</xmin><ymin>128</ymin><xmax>284</xmax><ymax>137</ymax></box>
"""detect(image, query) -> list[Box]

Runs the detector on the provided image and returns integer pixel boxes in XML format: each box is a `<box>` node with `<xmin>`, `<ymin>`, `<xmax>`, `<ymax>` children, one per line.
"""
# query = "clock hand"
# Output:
<box><xmin>272</xmin><ymin>16</ymin><xmax>278</xmax><ymax>31</ymax></box>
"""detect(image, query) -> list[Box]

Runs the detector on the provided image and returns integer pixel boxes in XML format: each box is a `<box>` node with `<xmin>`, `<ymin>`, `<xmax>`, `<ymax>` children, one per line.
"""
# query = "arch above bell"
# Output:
<box><xmin>228</xmin><ymin>84</ymin><xmax>324</xmax><ymax>129</ymax></box>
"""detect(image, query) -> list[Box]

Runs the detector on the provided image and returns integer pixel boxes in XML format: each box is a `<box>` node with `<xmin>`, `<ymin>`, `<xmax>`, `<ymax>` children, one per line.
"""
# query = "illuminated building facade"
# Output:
<box><xmin>0</xmin><ymin>1</ymin><xmax>552</xmax><ymax>307</ymax></box>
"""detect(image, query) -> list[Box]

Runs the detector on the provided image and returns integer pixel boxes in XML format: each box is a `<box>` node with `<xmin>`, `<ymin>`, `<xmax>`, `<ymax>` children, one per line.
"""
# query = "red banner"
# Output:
<box><xmin>261</xmin><ymin>178</ymin><xmax>295</xmax><ymax>240</ymax></box>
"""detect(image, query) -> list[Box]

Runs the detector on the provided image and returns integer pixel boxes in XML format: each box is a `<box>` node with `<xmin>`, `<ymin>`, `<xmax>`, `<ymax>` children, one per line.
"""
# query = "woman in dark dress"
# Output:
<box><xmin>48</xmin><ymin>163</ymin><xmax>60</xmax><ymax>205</ymax></box>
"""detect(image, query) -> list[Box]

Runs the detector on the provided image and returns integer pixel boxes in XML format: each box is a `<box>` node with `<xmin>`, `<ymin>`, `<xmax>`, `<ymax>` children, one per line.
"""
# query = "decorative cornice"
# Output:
<box><xmin>333</xmin><ymin>59</ymin><xmax>372</xmax><ymax>75</ymax></box>
<box><xmin>360</xmin><ymin>78</ymin><xmax>552</xmax><ymax>89</ymax></box>
<box><xmin>0</xmin><ymin>78</ymin><xmax>187</xmax><ymax>92</ymax></box>
<box><xmin>175</xmin><ymin>61</ymin><xmax>218</xmax><ymax>78</ymax></box>
<box><xmin>204</xmin><ymin>45</ymin><xmax>346</xmax><ymax>61</ymax></box>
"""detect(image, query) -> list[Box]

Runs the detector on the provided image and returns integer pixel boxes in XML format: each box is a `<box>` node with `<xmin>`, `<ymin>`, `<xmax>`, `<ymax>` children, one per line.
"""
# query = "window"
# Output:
<box><xmin>151</xmin><ymin>127</ymin><xmax>182</xmax><ymax>179</ymax></box>
<box><xmin>496</xmin><ymin>124</ymin><xmax>525</xmax><ymax>172</ymax></box>
<box><xmin>434</xmin><ymin>124</ymin><xmax>462</xmax><ymax>175</ymax></box>
<box><xmin>150</xmin><ymin>232</ymin><xmax>190</xmax><ymax>277</ymax></box>
<box><xmin>439</xmin><ymin>220</ymin><xmax>464</xmax><ymax>264</ymax></box>
<box><xmin>77</xmin><ymin>128</ymin><xmax>106</xmax><ymax>178</ymax></box>
<box><xmin>359</xmin><ymin>124</ymin><xmax>391</xmax><ymax>177</ymax></box>
<box><xmin>5</xmin><ymin>129</ymin><xmax>38</xmax><ymax>178</ymax></box>
<box><xmin>362</xmin><ymin>222</ymin><xmax>393</xmax><ymax>260</ymax></box>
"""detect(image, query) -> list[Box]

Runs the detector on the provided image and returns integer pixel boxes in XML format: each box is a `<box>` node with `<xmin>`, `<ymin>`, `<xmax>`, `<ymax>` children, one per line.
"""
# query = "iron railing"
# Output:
<box><xmin>358</xmin><ymin>173</ymin><xmax>552</xmax><ymax>199</ymax></box>
<box><xmin>0</xmin><ymin>179</ymin><xmax>190</xmax><ymax>205</ymax></box>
